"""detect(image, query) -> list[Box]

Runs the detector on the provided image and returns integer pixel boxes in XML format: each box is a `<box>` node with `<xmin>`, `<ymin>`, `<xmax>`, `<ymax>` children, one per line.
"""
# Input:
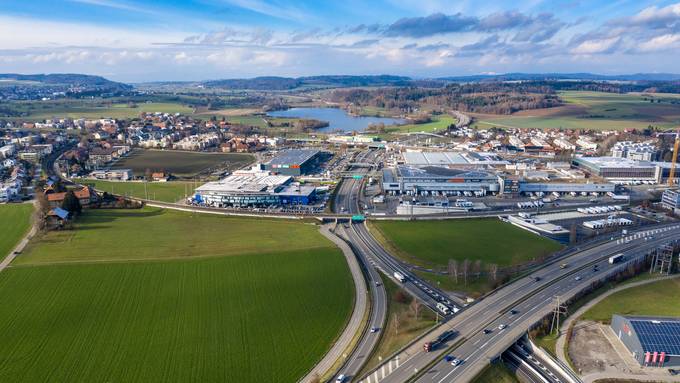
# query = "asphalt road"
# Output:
<box><xmin>333</xmin><ymin>224</ymin><xmax>388</xmax><ymax>382</ymax></box>
<box><xmin>359</xmin><ymin>224</ymin><xmax>680</xmax><ymax>383</ymax></box>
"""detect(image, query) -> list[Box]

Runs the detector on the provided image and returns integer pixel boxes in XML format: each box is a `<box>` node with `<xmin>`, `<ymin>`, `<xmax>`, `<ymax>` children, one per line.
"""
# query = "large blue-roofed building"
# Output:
<box><xmin>612</xmin><ymin>315</ymin><xmax>680</xmax><ymax>367</ymax></box>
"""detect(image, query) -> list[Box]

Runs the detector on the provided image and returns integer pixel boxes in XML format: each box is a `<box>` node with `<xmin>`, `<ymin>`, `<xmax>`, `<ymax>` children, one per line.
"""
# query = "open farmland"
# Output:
<box><xmin>581</xmin><ymin>277</ymin><xmax>680</xmax><ymax>324</ymax></box>
<box><xmin>5</xmin><ymin>99</ymin><xmax>193</xmax><ymax>120</ymax></box>
<box><xmin>0</xmin><ymin>203</ymin><xmax>33</xmax><ymax>258</ymax></box>
<box><xmin>112</xmin><ymin>148</ymin><xmax>253</xmax><ymax>177</ymax></box>
<box><xmin>16</xmin><ymin>207</ymin><xmax>332</xmax><ymax>265</ymax></box>
<box><xmin>386</xmin><ymin>115</ymin><xmax>456</xmax><ymax>134</ymax></box>
<box><xmin>474</xmin><ymin>91</ymin><xmax>680</xmax><ymax>131</ymax></box>
<box><xmin>369</xmin><ymin>219</ymin><xmax>561</xmax><ymax>295</ymax></box>
<box><xmin>1</xmin><ymin>208</ymin><xmax>353</xmax><ymax>382</ymax></box>
<box><xmin>78</xmin><ymin>179</ymin><xmax>196</xmax><ymax>203</ymax></box>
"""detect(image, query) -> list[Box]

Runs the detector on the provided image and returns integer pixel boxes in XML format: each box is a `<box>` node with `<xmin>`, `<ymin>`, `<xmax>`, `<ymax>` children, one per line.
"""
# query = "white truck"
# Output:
<box><xmin>394</xmin><ymin>271</ymin><xmax>407</xmax><ymax>283</ymax></box>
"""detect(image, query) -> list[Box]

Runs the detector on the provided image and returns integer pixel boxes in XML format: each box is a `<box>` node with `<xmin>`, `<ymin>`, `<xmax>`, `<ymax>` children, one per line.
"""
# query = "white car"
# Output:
<box><xmin>451</xmin><ymin>358</ymin><xmax>462</xmax><ymax>366</ymax></box>
<box><xmin>498</xmin><ymin>324</ymin><xmax>507</xmax><ymax>330</ymax></box>
<box><xmin>575</xmin><ymin>276</ymin><xmax>582</xmax><ymax>281</ymax></box>
<box><xmin>336</xmin><ymin>374</ymin><xmax>346</xmax><ymax>382</ymax></box>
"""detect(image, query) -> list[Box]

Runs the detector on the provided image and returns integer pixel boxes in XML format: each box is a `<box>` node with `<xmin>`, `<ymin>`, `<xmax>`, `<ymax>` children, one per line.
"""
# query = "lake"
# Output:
<box><xmin>267</xmin><ymin>107</ymin><xmax>405</xmax><ymax>132</ymax></box>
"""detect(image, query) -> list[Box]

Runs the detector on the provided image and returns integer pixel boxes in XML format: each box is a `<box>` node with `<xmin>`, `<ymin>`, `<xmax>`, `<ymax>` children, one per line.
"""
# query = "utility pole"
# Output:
<box><xmin>550</xmin><ymin>296</ymin><xmax>568</xmax><ymax>334</ymax></box>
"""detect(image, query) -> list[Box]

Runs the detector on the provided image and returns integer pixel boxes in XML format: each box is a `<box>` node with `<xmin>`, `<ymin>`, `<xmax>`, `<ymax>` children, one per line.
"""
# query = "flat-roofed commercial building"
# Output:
<box><xmin>195</xmin><ymin>170</ymin><xmax>316</xmax><ymax>207</ymax></box>
<box><xmin>382</xmin><ymin>165</ymin><xmax>501</xmax><ymax>195</ymax></box>
<box><xmin>662</xmin><ymin>189</ymin><xmax>680</xmax><ymax>213</ymax></box>
<box><xmin>263</xmin><ymin>149</ymin><xmax>325</xmax><ymax>176</ymax></box>
<box><xmin>402</xmin><ymin>151</ymin><xmax>509</xmax><ymax>167</ymax></box>
<box><xmin>612</xmin><ymin>315</ymin><xmax>680</xmax><ymax>367</ymax></box>
<box><xmin>573</xmin><ymin>157</ymin><xmax>677</xmax><ymax>183</ymax></box>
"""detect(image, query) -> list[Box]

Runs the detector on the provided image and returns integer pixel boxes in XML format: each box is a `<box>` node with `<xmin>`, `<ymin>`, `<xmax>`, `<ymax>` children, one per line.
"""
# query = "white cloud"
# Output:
<box><xmin>638</xmin><ymin>33</ymin><xmax>680</xmax><ymax>51</ymax></box>
<box><xmin>571</xmin><ymin>36</ymin><xmax>620</xmax><ymax>55</ymax></box>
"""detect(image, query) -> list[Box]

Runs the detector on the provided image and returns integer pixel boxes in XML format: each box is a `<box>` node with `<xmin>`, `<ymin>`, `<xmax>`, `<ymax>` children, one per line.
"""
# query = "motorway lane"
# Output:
<box><xmin>417</xmin><ymin>225</ymin><xmax>680</xmax><ymax>383</ymax></box>
<box><xmin>334</xmin><ymin>225</ymin><xmax>388</xmax><ymax>381</ymax></box>
<box><xmin>352</xmin><ymin>223</ymin><xmax>465</xmax><ymax>310</ymax></box>
<box><xmin>362</xmin><ymin>224</ymin><xmax>680</xmax><ymax>383</ymax></box>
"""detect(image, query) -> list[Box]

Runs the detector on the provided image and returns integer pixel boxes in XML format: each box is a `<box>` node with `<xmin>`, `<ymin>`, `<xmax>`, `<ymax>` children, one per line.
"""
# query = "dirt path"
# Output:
<box><xmin>0</xmin><ymin>201</ymin><xmax>37</xmax><ymax>273</ymax></box>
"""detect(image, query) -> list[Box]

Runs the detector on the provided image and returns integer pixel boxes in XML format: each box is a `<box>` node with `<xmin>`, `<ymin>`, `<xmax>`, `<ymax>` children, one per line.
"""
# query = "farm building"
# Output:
<box><xmin>611</xmin><ymin>315</ymin><xmax>680</xmax><ymax>367</ymax></box>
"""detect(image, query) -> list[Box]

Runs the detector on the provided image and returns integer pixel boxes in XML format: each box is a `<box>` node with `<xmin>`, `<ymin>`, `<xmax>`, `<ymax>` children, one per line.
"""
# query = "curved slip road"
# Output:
<box><xmin>299</xmin><ymin>224</ymin><xmax>371</xmax><ymax>383</ymax></box>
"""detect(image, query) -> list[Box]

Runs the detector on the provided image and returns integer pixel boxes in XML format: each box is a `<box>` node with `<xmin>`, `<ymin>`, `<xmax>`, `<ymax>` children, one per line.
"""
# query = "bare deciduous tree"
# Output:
<box><xmin>462</xmin><ymin>259</ymin><xmax>470</xmax><ymax>286</ymax></box>
<box><xmin>410</xmin><ymin>298</ymin><xmax>421</xmax><ymax>320</ymax></box>
<box><xmin>472</xmin><ymin>260</ymin><xmax>482</xmax><ymax>279</ymax></box>
<box><xmin>392</xmin><ymin>313</ymin><xmax>401</xmax><ymax>335</ymax></box>
<box><xmin>489</xmin><ymin>263</ymin><xmax>499</xmax><ymax>282</ymax></box>
<box><xmin>448</xmin><ymin>259</ymin><xmax>459</xmax><ymax>283</ymax></box>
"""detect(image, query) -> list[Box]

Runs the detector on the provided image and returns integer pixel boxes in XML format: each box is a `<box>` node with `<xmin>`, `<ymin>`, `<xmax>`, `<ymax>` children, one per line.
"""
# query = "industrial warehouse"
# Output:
<box><xmin>382</xmin><ymin>165</ymin><xmax>501</xmax><ymax>195</ymax></box>
<box><xmin>263</xmin><ymin>149</ymin><xmax>327</xmax><ymax>176</ymax></box>
<box><xmin>611</xmin><ymin>315</ymin><xmax>680</xmax><ymax>368</ymax></box>
<box><xmin>573</xmin><ymin>156</ymin><xmax>679</xmax><ymax>184</ymax></box>
<box><xmin>194</xmin><ymin>167</ymin><xmax>316</xmax><ymax>207</ymax></box>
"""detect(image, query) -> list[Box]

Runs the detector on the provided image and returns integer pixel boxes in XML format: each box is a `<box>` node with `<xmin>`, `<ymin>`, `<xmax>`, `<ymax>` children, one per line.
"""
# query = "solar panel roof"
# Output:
<box><xmin>630</xmin><ymin>319</ymin><xmax>680</xmax><ymax>356</ymax></box>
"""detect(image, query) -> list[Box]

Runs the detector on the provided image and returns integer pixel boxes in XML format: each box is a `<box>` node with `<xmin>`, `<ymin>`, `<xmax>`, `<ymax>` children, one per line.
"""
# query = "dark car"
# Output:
<box><xmin>483</xmin><ymin>329</ymin><xmax>492</xmax><ymax>334</ymax></box>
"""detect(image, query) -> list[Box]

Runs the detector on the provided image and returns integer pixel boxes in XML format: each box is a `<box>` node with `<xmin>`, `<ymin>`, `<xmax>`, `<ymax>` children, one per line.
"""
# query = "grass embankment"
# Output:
<box><xmin>78</xmin><ymin>179</ymin><xmax>196</xmax><ymax>203</ymax></box>
<box><xmin>361</xmin><ymin>276</ymin><xmax>436</xmax><ymax>374</ymax></box>
<box><xmin>474</xmin><ymin>90</ymin><xmax>680</xmax><ymax>131</ymax></box>
<box><xmin>386</xmin><ymin>115</ymin><xmax>456</xmax><ymax>134</ymax></box>
<box><xmin>369</xmin><ymin>219</ymin><xmax>561</xmax><ymax>295</ymax></box>
<box><xmin>112</xmin><ymin>149</ymin><xmax>254</xmax><ymax>177</ymax></box>
<box><xmin>472</xmin><ymin>362</ymin><xmax>520</xmax><ymax>383</ymax></box>
<box><xmin>0</xmin><ymin>208</ymin><xmax>353</xmax><ymax>382</ymax></box>
<box><xmin>0</xmin><ymin>203</ymin><xmax>33</xmax><ymax>258</ymax></box>
<box><xmin>581</xmin><ymin>277</ymin><xmax>680</xmax><ymax>323</ymax></box>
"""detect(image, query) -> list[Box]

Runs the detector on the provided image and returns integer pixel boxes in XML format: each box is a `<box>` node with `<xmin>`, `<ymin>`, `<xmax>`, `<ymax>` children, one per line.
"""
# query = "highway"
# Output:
<box><xmin>331</xmin><ymin>149</ymin><xmax>463</xmax><ymax>382</ymax></box>
<box><xmin>333</xmin><ymin>224</ymin><xmax>388</xmax><ymax>381</ymax></box>
<box><xmin>329</xmin><ymin>149</ymin><xmax>389</xmax><ymax>381</ymax></box>
<box><xmin>360</xmin><ymin>224</ymin><xmax>680</xmax><ymax>383</ymax></box>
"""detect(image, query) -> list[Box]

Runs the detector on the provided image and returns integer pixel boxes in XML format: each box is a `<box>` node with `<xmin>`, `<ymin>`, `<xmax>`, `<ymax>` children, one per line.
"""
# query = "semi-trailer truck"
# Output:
<box><xmin>394</xmin><ymin>271</ymin><xmax>406</xmax><ymax>282</ymax></box>
<box><xmin>423</xmin><ymin>330</ymin><xmax>455</xmax><ymax>352</ymax></box>
<box><xmin>609</xmin><ymin>253</ymin><xmax>624</xmax><ymax>264</ymax></box>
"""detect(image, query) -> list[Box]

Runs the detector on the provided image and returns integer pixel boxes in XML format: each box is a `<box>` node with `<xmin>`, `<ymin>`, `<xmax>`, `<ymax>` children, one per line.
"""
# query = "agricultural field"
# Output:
<box><xmin>386</xmin><ymin>115</ymin><xmax>456</xmax><ymax>134</ymax></box>
<box><xmin>0</xmin><ymin>203</ymin><xmax>33</xmax><ymax>258</ymax></box>
<box><xmin>77</xmin><ymin>179</ymin><xmax>196</xmax><ymax>203</ymax></box>
<box><xmin>15</xmin><ymin>207</ymin><xmax>332</xmax><ymax>265</ymax></box>
<box><xmin>111</xmin><ymin>149</ymin><xmax>253</xmax><ymax>177</ymax></box>
<box><xmin>4</xmin><ymin>99</ymin><xmax>193</xmax><ymax>120</ymax></box>
<box><xmin>369</xmin><ymin>219</ymin><xmax>561</xmax><ymax>295</ymax></box>
<box><xmin>0</xmin><ymin>208</ymin><xmax>353</xmax><ymax>382</ymax></box>
<box><xmin>581</xmin><ymin>277</ymin><xmax>680</xmax><ymax>324</ymax></box>
<box><xmin>474</xmin><ymin>91</ymin><xmax>680</xmax><ymax>131</ymax></box>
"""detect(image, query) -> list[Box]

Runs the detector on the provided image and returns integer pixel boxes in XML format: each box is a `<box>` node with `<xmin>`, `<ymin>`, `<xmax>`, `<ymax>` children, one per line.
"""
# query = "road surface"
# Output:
<box><xmin>354</xmin><ymin>224</ymin><xmax>680</xmax><ymax>383</ymax></box>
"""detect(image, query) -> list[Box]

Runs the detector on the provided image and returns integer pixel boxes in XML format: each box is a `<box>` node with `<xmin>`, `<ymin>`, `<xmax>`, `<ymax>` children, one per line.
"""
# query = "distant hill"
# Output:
<box><xmin>437</xmin><ymin>72</ymin><xmax>680</xmax><ymax>82</ymax></box>
<box><xmin>0</xmin><ymin>73</ymin><xmax>131</xmax><ymax>91</ymax></box>
<box><xmin>201</xmin><ymin>75</ymin><xmax>412</xmax><ymax>90</ymax></box>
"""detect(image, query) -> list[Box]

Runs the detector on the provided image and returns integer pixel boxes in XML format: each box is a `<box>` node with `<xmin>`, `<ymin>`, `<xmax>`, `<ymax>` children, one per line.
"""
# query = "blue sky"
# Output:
<box><xmin>1</xmin><ymin>0</ymin><xmax>679</xmax><ymax>82</ymax></box>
